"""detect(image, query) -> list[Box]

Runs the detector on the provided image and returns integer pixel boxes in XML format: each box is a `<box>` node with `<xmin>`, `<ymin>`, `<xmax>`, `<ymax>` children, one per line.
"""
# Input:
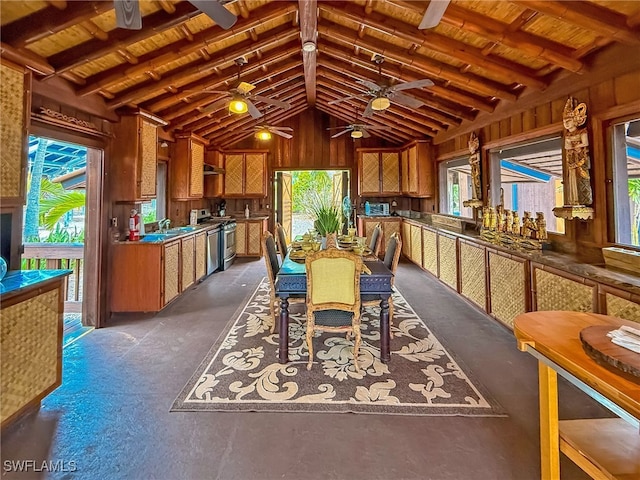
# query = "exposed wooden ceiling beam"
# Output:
<box><xmin>0</xmin><ymin>42</ymin><xmax>55</xmax><ymax>76</ymax></box>
<box><xmin>77</xmin><ymin>3</ymin><xmax>297</xmax><ymax>97</ymax></box>
<box><xmin>317</xmin><ymin>21</ymin><xmax>517</xmax><ymax>102</ymax></box>
<box><xmin>516</xmin><ymin>1</ymin><xmax>640</xmax><ymax>45</ymax></box>
<box><xmin>319</xmin><ymin>3</ymin><xmax>547</xmax><ymax>91</ymax></box>
<box><xmin>298</xmin><ymin>0</ymin><xmax>317</xmax><ymax>105</ymax></box>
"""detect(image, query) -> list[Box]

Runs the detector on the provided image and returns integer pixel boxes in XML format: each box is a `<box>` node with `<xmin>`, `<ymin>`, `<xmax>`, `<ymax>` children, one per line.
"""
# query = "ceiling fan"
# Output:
<box><xmin>253</xmin><ymin>123</ymin><xmax>293</xmax><ymax>140</ymax></box>
<box><xmin>326</xmin><ymin>109</ymin><xmax>385</xmax><ymax>139</ymax></box>
<box><xmin>186</xmin><ymin>58</ymin><xmax>291</xmax><ymax>119</ymax></box>
<box><xmin>418</xmin><ymin>0</ymin><xmax>450</xmax><ymax>29</ymax></box>
<box><xmin>115</xmin><ymin>0</ymin><xmax>237</xmax><ymax>30</ymax></box>
<box><xmin>329</xmin><ymin>55</ymin><xmax>434</xmax><ymax>118</ymax></box>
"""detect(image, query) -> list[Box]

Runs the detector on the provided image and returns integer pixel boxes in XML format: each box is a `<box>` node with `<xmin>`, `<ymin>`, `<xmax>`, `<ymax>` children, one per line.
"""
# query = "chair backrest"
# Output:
<box><xmin>275</xmin><ymin>223</ymin><xmax>288</xmax><ymax>261</ymax></box>
<box><xmin>262</xmin><ymin>231</ymin><xmax>280</xmax><ymax>284</ymax></box>
<box><xmin>382</xmin><ymin>232</ymin><xmax>402</xmax><ymax>285</ymax></box>
<box><xmin>369</xmin><ymin>223</ymin><xmax>382</xmax><ymax>256</ymax></box>
<box><xmin>305</xmin><ymin>249</ymin><xmax>362</xmax><ymax>315</ymax></box>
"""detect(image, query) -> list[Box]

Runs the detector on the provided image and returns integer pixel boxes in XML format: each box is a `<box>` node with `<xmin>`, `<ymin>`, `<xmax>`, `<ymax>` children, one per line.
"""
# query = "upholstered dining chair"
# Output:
<box><xmin>262</xmin><ymin>232</ymin><xmax>305</xmax><ymax>333</ymax></box>
<box><xmin>361</xmin><ymin>232</ymin><xmax>402</xmax><ymax>338</ymax></box>
<box><xmin>274</xmin><ymin>223</ymin><xmax>289</xmax><ymax>263</ymax></box>
<box><xmin>368</xmin><ymin>223</ymin><xmax>383</xmax><ymax>257</ymax></box>
<box><xmin>304</xmin><ymin>249</ymin><xmax>363</xmax><ymax>371</ymax></box>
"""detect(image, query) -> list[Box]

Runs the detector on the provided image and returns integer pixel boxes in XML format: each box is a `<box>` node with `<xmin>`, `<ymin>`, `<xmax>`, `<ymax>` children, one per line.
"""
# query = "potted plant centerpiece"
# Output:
<box><xmin>306</xmin><ymin>191</ymin><xmax>341</xmax><ymax>246</ymax></box>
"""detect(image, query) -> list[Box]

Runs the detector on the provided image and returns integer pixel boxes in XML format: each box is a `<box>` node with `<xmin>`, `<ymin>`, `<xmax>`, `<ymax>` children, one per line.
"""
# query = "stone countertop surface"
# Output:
<box><xmin>114</xmin><ymin>222</ymin><xmax>223</xmax><ymax>245</ymax></box>
<box><xmin>234</xmin><ymin>215</ymin><xmax>270</xmax><ymax>221</ymax></box>
<box><xmin>400</xmin><ymin>215</ymin><xmax>640</xmax><ymax>296</ymax></box>
<box><xmin>357</xmin><ymin>215</ymin><xmax>403</xmax><ymax>220</ymax></box>
<box><xmin>0</xmin><ymin>269</ymin><xmax>72</xmax><ymax>300</ymax></box>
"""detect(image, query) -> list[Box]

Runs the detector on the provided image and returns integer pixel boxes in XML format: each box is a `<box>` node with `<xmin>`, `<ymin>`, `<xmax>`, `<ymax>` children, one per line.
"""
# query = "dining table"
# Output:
<box><xmin>275</xmin><ymin>253</ymin><xmax>394</xmax><ymax>364</ymax></box>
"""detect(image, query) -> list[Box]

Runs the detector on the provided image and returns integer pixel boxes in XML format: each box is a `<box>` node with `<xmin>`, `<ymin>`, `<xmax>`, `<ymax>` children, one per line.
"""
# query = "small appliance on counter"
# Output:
<box><xmin>218</xmin><ymin>200</ymin><xmax>226</xmax><ymax>217</ymax></box>
<box><xmin>189</xmin><ymin>209</ymin><xmax>198</xmax><ymax>226</ymax></box>
<box><xmin>367</xmin><ymin>202</ymin><xmax>390</xmax><ymax>216</ymax></box>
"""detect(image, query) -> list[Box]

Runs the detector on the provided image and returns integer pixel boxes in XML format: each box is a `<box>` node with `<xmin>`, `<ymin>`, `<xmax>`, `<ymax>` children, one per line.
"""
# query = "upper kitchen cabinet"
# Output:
<box><xmin>111</xmin><ymin>111</ymin><xmax>167</xmax><ymax>202</ymax></box>
<box><xmin>357</xmin><ymin>148</ymin><xmax>401</xmax><ymax>197</ymax></box>
<box><xmin>203</xmin><ymin>148</ymin><xmax>224</xmax><ymax>198</ymax></box>
<box><xmin>401</xmin><ymin>141</ymin><xmax>434</xmax><ymax>198</ymax></box>
<box><xmin>223</xmin><ymin>150</ymin><xmax>268</xmax><ymax>198</ymax></box>
<box><xmin>171</xmin><ymin>133</ymin><xmax>206</xmax><ymax>200</ymax></box>
<box><xmin>0</xmin><ymin>59</ymin><xmax>30</xmax><ymax>205</ymax></box>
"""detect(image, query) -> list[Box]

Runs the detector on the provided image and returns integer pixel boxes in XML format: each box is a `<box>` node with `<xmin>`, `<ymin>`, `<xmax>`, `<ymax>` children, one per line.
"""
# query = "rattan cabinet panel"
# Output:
<box><xmin>410</xmin><ymin>224</ymin><xmax>422</xmax><ymax>266</ymax></box>
<box><xmin>163</xmin><ymin>241</ymin><xmax>180</xmax><ymax>306</ymax></box>
<box><xmin>438</xmin><ymin>234</ymin><xmax>457</xmax><ymax>290</ymax></box>
<box><xmin>0</xmin><ymin>60</ymin><xmax>29</xmax><ymax>202</ymax></box>
<box><xmin>223</xmin><ymin>151</ymin><xmax>267</xmax><ymax>197</ymax></box>
<box><xmin>190</xmin><ymin>141</ymin><xmax>204</xmax><ymax>197</ymax></box>
<box><xmin>402</xmin><ymin>222</ymin><xmax>411</xmax><ymax>258</ymax></box>
<box><xmin>357</xmin><ymin>149</ymin><xmax>400</xmax><ymax>196</ymax></box>
<box><xmin>534</xmin><ymin>268</ymin><xmax>594</xmax><ymax>313</ymax></box>
<box><xmin>360</xmin><ymin>152</ymin><xmax>381</xmax><ymax>195</ymax></box>
<box><xmin>489</xmin><ymin>252</ymin><xmax>526</xmax><ymax>328</ymax></box>
<box><xmin>235</xmin><ymin>222</ymin><xmax>247</xmax><ymax>255</ymax></box>
<box><xmin>236</xmin><ymin>219</ymin><xmax>266</xmax><ymax>257</ymax></box>
<box><xmin>381</xmin><ymin>220</ymin><xmax>401</xmax><ymax>256</ymax></box>
<box><xmin>1</xmin><ymin>287</ymin><xmax>61</xmax><ymax>426</ymax></box>
<box><xmin>460</xmin><ymin>242</ymin><xmax>486</xmax><ymax>310</ymax></box>
<box><xmin>245</xmin><ymin>154</ymin><xmax>265</xmax><ymax>196</ymax></box>
<box><xmin>421</xmin><ymin>227</ymin><xmax>437</xmax><ymax>275</ymax></box>
<box><xmin>140</xmin><ymin>119</ymin><xmax>157</xmax><ymax>197</ymax></box>
<box><xmin>181</xmin><ymin>235</ymin><xmax>195</xmax><ymax>291</ymax></box>
<box><xmin>195</xmin><ymin>232</ymin><xmax>207</xmax><ymax>282</ymax></box>
<box><xmin>381</xmin><ymin>152</ymin><xmax>400</xmax><ymax>193</ymax></box>
<box><xmin>605</xmin><ymin>293</ymin><xmax>640</xmax><ymax>322</ymax></box>
<box><xmin>224</xmin><ymin>154</ymin><xmax>243</xmax><ymax>195</ymax></box>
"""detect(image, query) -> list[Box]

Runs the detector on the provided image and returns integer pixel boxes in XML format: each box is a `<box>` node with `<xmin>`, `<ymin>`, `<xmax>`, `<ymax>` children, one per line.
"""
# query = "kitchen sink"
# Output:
<box><xmin>139</xmin><ymin>233</ymin><xmax>178</xmax><ymax>242</ymax></box>
<box><xmin>166</xmin><ymin>226</ymin><xmax>198</xmax><ymax>233</ymax></box>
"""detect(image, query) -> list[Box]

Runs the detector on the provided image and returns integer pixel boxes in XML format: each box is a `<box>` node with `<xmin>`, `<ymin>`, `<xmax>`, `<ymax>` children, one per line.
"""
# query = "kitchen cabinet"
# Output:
<box><xmin>195</xmin><ymin>232</ymin><xmax>207</xmax><ymax>282</ymax></box>
<box><xmin>204</xmin><ymin>149</ymin><xmax>223</xmax><ymax>198</ymax></box>
<box><xmin>357</xmin><ymin>148</ymin><xmax>401</xmax><ymax>197</ymax></box>
<box><xmin>401</xmin><ymin>141</ymin><xmax>434</xmax><ymax>198</ymax></box>
<box><xmin>163</xmin><ymin>240</ymin><xmax>181</xmax><ymax>306</ymax></box>
<box><xmin>180</xmin><ymin>235</ymin><xmax>195</xmax><ymax>291</ymax></box>
<box><xmin>0</xmin><ymin>59</ymin><xmax>30</xmax><ymax>204</ymax></box>
<box><xmin>236</xmin><ymin>218</ymin><xmax>268</xmax><ymax>257</ymax></box>
<box><xmin>223</xmin><ymin>150</ymin><xmax>268</xmax><ymax>198</ymax></box>
<box><xmin>531</xmin><ymin>263</ymin><xmax>596</xmax><ymax>313</ymax></box>
<box><xmin>172</xmin><ymin>133</ymin><xmax>205</xmax><ymax>200</ymax></box>
<box><xmin>357</xmin><ymin>217</ymin><xmax>401</xmax><ymax>257</ymax></box>
<box><xmin>111</xmin><ymin>111</ymin><xmax>166</xmax><ymax>202</ymax></box>
<box><xmin>402</xmin><ymin>221</ymin><xmax>411</xmax><ymax>258</ymax></box>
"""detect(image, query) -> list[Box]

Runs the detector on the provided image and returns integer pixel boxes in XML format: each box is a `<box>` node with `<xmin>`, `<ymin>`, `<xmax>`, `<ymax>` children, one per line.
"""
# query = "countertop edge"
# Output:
<box><xmin>0</xmin><ymin>269</ymin><xmax>72</xmax><ymax>301</ymax></box>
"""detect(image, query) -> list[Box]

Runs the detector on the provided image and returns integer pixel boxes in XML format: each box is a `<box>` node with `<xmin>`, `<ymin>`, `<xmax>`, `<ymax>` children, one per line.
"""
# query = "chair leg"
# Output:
<box><xmin>389</xmin><ymin>297</ymin><xmax>394</xmax><ymax>339</ymax></box>
<box><xmin>269</xmin><ymin>298</ymin><xmax>278</xmax><ymax>334</ymax></box>
<box><xmin>306</xmin><ymin>327</ymin><xmax>314</xmax><ymax>370</ymax></box>
<box><xmin>352</xmin><ymin>326</ymin><xmax>361</xmax><ymax>373</ymax></box>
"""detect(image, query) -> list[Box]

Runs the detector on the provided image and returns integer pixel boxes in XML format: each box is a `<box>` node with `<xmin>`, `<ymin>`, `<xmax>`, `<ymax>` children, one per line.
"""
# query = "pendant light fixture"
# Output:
<box><xmin>229</xmin><ymin>97</ymin><xmax>248</xmax><ymax>114</ymax></box>
<box><xmin>371</xmin><ymin>96</ymin><xmax>391</xmax><ymax>111</ymax></box>
<box><xmin>256</xmin><ymin>129</ymin><xmax>272</xmax><ymax>140</ymax></box>
<box><xmin>350</xmin><ymin>129</ymin><xmax>363</xmax><ymax>139</ymax></box>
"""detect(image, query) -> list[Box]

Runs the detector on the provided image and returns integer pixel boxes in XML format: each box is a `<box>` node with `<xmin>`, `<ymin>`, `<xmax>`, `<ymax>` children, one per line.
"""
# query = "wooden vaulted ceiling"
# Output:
<box><xmin>2</xmin><ymin>0</ymin><xmax>640</xmax><ymax>148</ymax></box>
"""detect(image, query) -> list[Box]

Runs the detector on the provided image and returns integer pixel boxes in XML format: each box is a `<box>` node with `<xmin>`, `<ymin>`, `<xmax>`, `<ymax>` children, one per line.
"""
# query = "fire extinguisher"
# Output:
<box><xmin>129</xmin><ymin>209</ymin><xmax>140</xmax><ymax>241</ymax></box>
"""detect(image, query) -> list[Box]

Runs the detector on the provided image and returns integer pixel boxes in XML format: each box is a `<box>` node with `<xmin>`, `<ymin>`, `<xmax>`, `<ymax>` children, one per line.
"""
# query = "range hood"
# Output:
<box><xmin>204</xmin><ymin>164</ymin><xmax>225</xmax><ymax>175</ymax></box>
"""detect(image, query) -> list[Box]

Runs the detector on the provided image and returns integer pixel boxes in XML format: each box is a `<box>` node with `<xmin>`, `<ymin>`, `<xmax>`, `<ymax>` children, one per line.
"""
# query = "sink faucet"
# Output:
<box><xmin>158</xmin><ymin>218</ymin><xmax>171</xmax><ymax>233</ymax></box>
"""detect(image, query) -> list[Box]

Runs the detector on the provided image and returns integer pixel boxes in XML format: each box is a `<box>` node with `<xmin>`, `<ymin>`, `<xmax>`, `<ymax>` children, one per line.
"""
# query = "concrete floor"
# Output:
<box><xmin>1</xmin><ymin>258</ymin><xmax>609</xmax><ymax>480</ymax></box>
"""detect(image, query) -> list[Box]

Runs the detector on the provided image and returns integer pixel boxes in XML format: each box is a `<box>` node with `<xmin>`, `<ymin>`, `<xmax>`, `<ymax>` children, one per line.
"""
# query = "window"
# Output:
<box><xmin>141</xmin><ymin>162</ymin><xmax>167</xmax><ymax>223</ymax></box>
<box><xmin>490</xmin><ymin>137</ymin><xmax>565</xmax><ymax>234</ymax></box>
<box><xmin>612</xmin><ymin>119</ymin><xmax>640</xmax><ymax>247</ymax></box>
<box><xmin>439</xmin><ymin>157</ymin><xmax>474</xmax><ymax>218</ymax></box>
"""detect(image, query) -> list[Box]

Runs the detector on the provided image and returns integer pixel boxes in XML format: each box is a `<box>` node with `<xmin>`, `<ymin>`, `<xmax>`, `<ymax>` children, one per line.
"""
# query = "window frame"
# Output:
<box><xmin>438</xmin><ymin>156</ymin><xmax>475</xmax><ymax>220</ymax></box>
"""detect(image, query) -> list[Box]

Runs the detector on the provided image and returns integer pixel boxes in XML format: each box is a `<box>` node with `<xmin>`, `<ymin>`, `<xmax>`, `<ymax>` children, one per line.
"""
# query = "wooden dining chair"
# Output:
<box><xmin>305</xmin><ymin>249</ymin><xmax>363</xmax><ymax>371</ymax></box>
<box><xmin>368</xmin><ymin>223</ymin><xmax>383</xmax><ymax>257</ymax></box>
<box><xmin>361</xmin><ymin>232</ymin><xmax>402</xmax><ymax>338</ymax></box>
<box><xmin>274</xmin><ymin>223</ymin><xmax>289</xmax><ymax>263</ymax></box>
<box><xmin>262</xmin><ymin>232</ymin><xmax>305</xmax><ymax>333</ymax></box>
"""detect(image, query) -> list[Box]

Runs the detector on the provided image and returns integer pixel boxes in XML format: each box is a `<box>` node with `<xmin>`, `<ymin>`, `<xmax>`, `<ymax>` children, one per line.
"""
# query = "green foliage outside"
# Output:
<box><xmin>629</xmin><ymin>178</ymin><xmax>640</xmax><ymax>246</ymax></box>
<box><xmin>292</xmin><ymin>171</ymin><xmax>332</xmax><ymax>213</ymax></box>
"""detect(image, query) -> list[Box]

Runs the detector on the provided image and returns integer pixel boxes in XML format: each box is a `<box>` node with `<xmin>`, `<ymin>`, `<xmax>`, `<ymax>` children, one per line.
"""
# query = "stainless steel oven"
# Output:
<box><xmin>221</xmin><ymin>220</ymin><xmax>236</xmax><ymax>270</ymax></box>
<box><xmin>206</xmin><ymin>225</ymin><xmax>221</xmax><ymax>275</ymax></box>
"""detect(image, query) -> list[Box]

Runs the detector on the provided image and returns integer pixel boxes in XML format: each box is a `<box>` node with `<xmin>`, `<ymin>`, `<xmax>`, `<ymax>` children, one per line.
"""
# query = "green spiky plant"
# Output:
<box><xmin>306</xmin><ymin>190</ymin><xmax>341</xmax><ymax>236</ymax></box>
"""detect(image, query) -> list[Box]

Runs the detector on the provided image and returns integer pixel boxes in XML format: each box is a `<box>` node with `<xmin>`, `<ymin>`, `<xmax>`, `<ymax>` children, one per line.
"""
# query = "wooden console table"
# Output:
<box><xmin>514</xmin><ymin>311</ymin><xmax>640</xmax><ymax>479</ymax></box>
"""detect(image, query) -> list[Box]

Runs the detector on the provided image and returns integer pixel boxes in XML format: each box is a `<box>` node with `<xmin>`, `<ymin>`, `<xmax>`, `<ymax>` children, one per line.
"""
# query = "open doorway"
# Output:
<box><xmin>274</xmin><ymin>170</ymin><xmax>350</xmax><ymax>242</ymax></box>
<box><xmin>22</xmin><ymin>135</ymin><xmax>102</xmax><ymax>344</ymax></box>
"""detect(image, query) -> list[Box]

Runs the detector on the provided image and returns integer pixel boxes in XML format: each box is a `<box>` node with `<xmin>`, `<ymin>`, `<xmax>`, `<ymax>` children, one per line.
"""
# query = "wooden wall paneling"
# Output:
<box><xmin>490</xmin><ymin>122</ymin><xmax>500</xmax><ymax>142</ymax></box>
<box><xmin>535</xmin><ymin>102</ymin><xmax>552</xmax><ymax>128</ymax></box>
<box><xmin>589</xmin><ymin>80</ymin><xmax>616</xmax><ymax>113</ymax></box>
<box><xmin>614</xmin><ymin>71</ymin><xmax>640</xmax><ymax>105</ymax></box>
<box><xmin>510</xmin><ymin>111</ymin><xmax>523</xmax><ymax>136</ymax></box>
<box><xmin>550</xmin><ymin>97</ymin><xmax>567</xmax><ymax>124</ymax></box>
<box><xmin>522</xmin><ymin>108</ymin><xmax>536</xmax><ymax>131</ymax></box>
<box><xmin>499</xmin><ymin>117</ymin><xmax>511</xmax><ymax>138</ymax></box>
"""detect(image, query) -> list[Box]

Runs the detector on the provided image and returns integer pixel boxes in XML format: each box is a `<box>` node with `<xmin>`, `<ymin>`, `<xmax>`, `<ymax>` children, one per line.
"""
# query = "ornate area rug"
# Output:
<box><xmin>172</xmin><ymin>279</ymin><xmax>506</xmax><ymax>416</ymax></box>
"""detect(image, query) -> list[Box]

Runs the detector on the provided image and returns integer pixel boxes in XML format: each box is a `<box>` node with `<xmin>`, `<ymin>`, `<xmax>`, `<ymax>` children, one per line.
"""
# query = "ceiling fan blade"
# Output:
<box><xmin>363</xmin><ymin>99</ymin><xmax>375</xmax><ymax>118</ymax></box>
<box><xmin>252</xmin><ymin>95</ymin><xmax>291</xmax><ymax>110</ymax></box>
<box><xmin>361</xmin><ymin>129</ymin><xmax>372</xmax><ymax>138</ymax></box>
<box><xmin>331</xmin><ymin>129</ymin><xmax>351</xmax><ymax>138</ymax></box>
<box><xmin>273</xmin><ymin>126</ymin><xmax>294</xmax><ymax>132</ymax></box>
<box><xmin>418</xmin><ymin>0</ymin><xmax>450</xmax><ymax>29</ymax></box>
<box><xmin>391</xmin><ymin>79</ymin><xmax>434</xmax><ymax>92</ymax></box>
<box><xmin>115</xmin><ymin>0</ymin><xmax>142</xmax><ymax>30</ymax></box>
<box><xmin>245</xmin><ymin>99</ymin><xmax>263</xmax><ymax>119</ymax></box>
<box><xmin>236</xmin><ymin>81</ymin><xmax>256</xmax><ymax>94</ymax></box>
<box><xmin>199</xmin><ymin>98</ymin><xmax>228</xmax><ymax>113</ymax></box>
<box><xmin>356</xmin><ymin>79</ymin><xmax>382</xmax><ymax>91</ymax></box>
<box><xmin>391</xmin><ymin>92</ymin><xmax>424</xmax><ymax>109</ymax></box>
<box><xmin>357</xmin><ymin>125</ymin><xmax>386</xmax><ymax>130</ymax></box>
<box><xmin>328</xmin><ymin>94</ymin><xmax>362</xmax><ymax>105</ymax></box>
<box><xmin>272</xmin><ymin>130</ymin><xmax>293</xmax><ymax>139</ymax></box>
<box><xmin>188</xmin><ymin>0</ymin><xmax>237</xmax><ymax>29</ymax></box>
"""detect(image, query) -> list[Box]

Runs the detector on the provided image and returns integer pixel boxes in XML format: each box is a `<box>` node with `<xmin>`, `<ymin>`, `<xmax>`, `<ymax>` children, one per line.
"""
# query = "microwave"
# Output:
<box><xmin>368</xmin><ymin>202</ymin><xmax>390</xmax><ymax>216</ymax></box>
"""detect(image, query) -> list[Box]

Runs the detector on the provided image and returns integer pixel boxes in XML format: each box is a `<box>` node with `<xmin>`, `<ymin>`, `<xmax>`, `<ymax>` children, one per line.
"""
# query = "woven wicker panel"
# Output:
<box><xmin>365</xmin><ymin>221</ymin><xmax>376</xmax><ymax>241</ymax></box>
<box><xmin>0</xmin><ymin>63</ymin><xmax>25</xmax><ymax>199</ymax></box>
<box><xmin>460</xmin><ymin>242</ymin><xmax>486</xmax><ymax>309</ymax></box>
<box><xmin>195</xmin><ymin>233</ymin><xmax>206</xmax><ymax>281</ymax></box>
<box><xmin>163</xmin><ymin>242</ymin><xmax>180</xmax><ymax>305</ymax></box>
<box><xmin>605</xmin><ymin>293</ymin><xmax>640</xmax><ymax>323</ymax></box>
<box><xmin>236</xmin><ymin>222</ymin><xmax>247</xmax><ymax>255</ymax></box>
<box><xmin>140</xmin><ymin>120</ymin><xmax>157</xmax><ymax>197</ymax></box>
<box><xmin>181</xmin><ymin>236</ymin><xmax>195</xmax><ymax>290</ymax></box>
<box><xmin>190</xmin><ymin>141</ymin><xmax>204</xmax><ymax>197</ymax></box>
<box><xmin>382</xmin><ymin>221</ymin><xmax>400</xmax><ymax>243</ymax></box>
<box><xmin>361</xmin><ymin>153</ymin><xmax>380</xmax><ymax>193</ymax></box>
<box><xmin>402</xmin><ymin>222</ymin><xmax>411</xmax><ymax>257</ymax></box>
<box><xmin>381</xmin><ymin>152</ymin><xmax>400</xmax><ymax>193</ymax></box>
<box><xmin>1</xmin><ymin>289</ymin><xmax>60</xmax><ymax>425</ymax></box>
<box><xmin>410</xmin><ymin>224</ymin><xmax>422</xmax><ymax>265</ymax></box>
<box><xmin>244</xmin><ymin>154</ymin><xmax>265</xmax><ymax>195</ymax></box>
<box><xmin>408</xmin><ymin>147</ymin><xmax>418</xmax><ymax>193</ymax></box>
<box><xmin>421</xmin><ymin>228</ymin><xmax>437</xmax><ymax>275</ymax></box>
<box><xmin>247</xmin><ymin>222</ymin><xmax>263</xmax><ymax>256</ymax></box>
<box><xmin>438</xmin><ymin>234</ymin><xmax>457</xmax><ymax>289</ymax></box>
<box><xmin>224</xmin><ymin>154</ymin><xmax>244</xmax><ymax>195</ymax></box>
<box><xmin>535</xmin><ymin>269</ymin><xmax>593</xmax><ymax>312</ymax></box>
<box><xmin>489</xmin><ymin>252</ymin><xmax>526</xmax><ymax>328</ymax></box>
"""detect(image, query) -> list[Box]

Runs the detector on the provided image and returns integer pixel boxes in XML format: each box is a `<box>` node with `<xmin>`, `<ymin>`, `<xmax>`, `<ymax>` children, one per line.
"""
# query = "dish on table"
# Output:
<box><xmin>289</xmin><ymin>250</ymin><xmax>307</xmax><ymax>260</ymax></box>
